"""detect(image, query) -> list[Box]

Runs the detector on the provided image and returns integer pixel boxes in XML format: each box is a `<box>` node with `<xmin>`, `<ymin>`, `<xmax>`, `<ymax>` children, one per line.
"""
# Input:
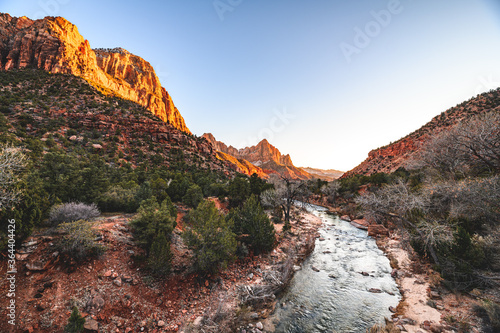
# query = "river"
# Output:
<box><xmin>268</xmin><ymin>204</ymin><xmax>401</xmax><ymax>333</ymax></box>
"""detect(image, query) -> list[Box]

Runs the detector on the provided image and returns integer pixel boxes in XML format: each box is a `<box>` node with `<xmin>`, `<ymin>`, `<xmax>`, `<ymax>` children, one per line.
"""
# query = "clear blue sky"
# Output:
<box><xmin>4</xmin><ymin>0</ymin><xmax>500</xmax><ymax>171</ymax></box>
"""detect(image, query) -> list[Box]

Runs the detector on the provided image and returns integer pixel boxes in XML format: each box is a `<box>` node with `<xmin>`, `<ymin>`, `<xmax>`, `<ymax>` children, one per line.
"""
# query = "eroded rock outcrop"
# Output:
<box><xmin>0</xmin><ymin>13</ymin><xmax>190</xmax><ymax>133</ymax></box>
<box><xmin>202</xmin><ymin>133</ymin><xmax>311</xmax><ymax>179</ymax></box>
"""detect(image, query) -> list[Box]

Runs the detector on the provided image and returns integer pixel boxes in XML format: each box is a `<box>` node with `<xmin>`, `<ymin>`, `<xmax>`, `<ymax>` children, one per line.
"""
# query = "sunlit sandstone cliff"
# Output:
<box><xmin>0</xmin><ymin>13</ymin><xmax>190</xmax><ymax>133</ymax></box>
<box><xmin>202</xmin><ymin>133</ymin><xmax>311</xmax><ymax>180</ymax></box>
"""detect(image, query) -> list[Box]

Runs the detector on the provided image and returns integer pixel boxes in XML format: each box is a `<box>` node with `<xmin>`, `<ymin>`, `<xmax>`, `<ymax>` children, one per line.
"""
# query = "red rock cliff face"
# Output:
<box><xmin>238</xmin><ymin>139</ymin><xmax>310</xmax><ymax>179</ymax></box>
<box><xmin>202</xmin><ymin>134</ymin><xmax>311</xmax><ymax>180</ymax></box>
<box><xmin>239</xmin><ymin>139</ymin><xmax>293</xmax><ymax>167</ymax></box>
<box><xmin>0</xmin><ymin>13</ymin><xmax>190</xmax><ymax>133</ymax></box>
<box><xmin>344</xmin><ymin>137</ymin><xmax>423</xmax><ymax>177</ymax></box>
<box><xmin>202</xmin><ymin>133</ymin><xmax>240</xmax><ymax>157</ymax></box>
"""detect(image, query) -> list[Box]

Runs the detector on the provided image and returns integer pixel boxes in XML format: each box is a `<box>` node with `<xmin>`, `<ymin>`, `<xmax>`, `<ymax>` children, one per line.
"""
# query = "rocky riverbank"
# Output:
<box><xmin>330</xmin><ymin>212</ymin><xmax>491</xmax><ymax>333</ymax></box>
<box><xmin>0</xmin><ymin>205</ymin><xmax>323</xmax><ymax>333</ymax></box>
<box><xmin>376</xmin><ymin>233</ymin><xmax>486</xmax><ymax>333</ymax></box>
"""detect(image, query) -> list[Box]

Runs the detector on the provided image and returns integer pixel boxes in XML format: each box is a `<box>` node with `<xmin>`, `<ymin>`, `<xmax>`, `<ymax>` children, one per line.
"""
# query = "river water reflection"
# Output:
<box><xmin>269</xmin><ymin>205</ymin><xmax>400</xmax><ymax>333</ymax></box>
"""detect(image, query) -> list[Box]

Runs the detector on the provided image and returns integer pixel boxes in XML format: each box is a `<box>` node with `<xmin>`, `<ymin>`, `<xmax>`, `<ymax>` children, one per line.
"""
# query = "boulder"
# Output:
<box><xmin>88</xmin><ymin>295</ymin><xmax>105</xmax><ymax>310</ymax></box>
<box><xmin>16</xmin><ymin>253</ymin><xmax>30</xmax><ymax>261</ymax></box>
<box><xmin>22</xmin><ymin>240</ymin><xmax>38</xmax><ymax>247</ymax></box>
<box><xmin>193</xmin><ymin>316</ymin><xmax>203</xmax><ymax>327</ymax></box>
<box><xmin>26</xmin><ymin>260</ymin><xmax>47</xmax><ymax>271</ymax></box>
<box><xmin>249</xmin><ymin>312</ymin><xmax>259</xmax><ymax>320</ymax></box>
<box><xmin>113</xmin><ymin>277</ymin><xmax>122</xmax><ymax>287</ymax></box>
<box><xmin>368</xmin><ymin>224</ymin><xmax>389</xmax><ymax>237</ymax></box>
<box><xmin>83</xmin><ymin>318</ymin><xmax>98</xmax><ymax>331</ymax></box>
<box><xmin>350</xmin><ymin>220</ymin><xmax>368</xmax><ymax>230</ymax></box>
<box><xmin>368</xmin><ymin>288</ymin><xmax>382</xmax><ymax>293</ymax></box>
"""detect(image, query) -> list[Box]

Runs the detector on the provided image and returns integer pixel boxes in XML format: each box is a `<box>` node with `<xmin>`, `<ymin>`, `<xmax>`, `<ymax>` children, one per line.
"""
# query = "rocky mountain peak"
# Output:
<box><xmin>202</xmin><ymin>134</ymin><xmax>310</xmax><ymax>179</ymax></box>
<box><xmin>0</xmin><ymin>13</ymin><xmax>190</xmax><ymax>133</ymax></box>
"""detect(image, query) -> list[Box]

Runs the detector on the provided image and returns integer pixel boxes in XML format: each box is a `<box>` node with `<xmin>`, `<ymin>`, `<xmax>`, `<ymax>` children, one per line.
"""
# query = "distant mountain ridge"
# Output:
<box><xmin>300</xmin><ymin>167</ymin><xmax>344</xmax><ymax>181</ymax></box>
<box><xmin>202</xmin><ymin>133</ymin><xmax>312</xmax><ymax>179</ymax></box>
<box><xmin>0</xmin><ymin>13</ymin><xmax>190</xmax><ymax>133</ymax></box>
<box><xmin>344</xmin><ymin>88</ymin><xmax>500</xmax><ymax>177</ymax></box>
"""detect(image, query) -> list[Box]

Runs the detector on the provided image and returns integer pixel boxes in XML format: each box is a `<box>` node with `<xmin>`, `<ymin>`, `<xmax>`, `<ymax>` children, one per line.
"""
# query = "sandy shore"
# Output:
<box><xmin>382</xmin><ymin>236</ymin><xmax>442</xmax><ymax>333</ymax></box>
<box><xmin>378</xmin><ymin>233</ymin><xmax>484</xmax><ymax>333</ymax></box>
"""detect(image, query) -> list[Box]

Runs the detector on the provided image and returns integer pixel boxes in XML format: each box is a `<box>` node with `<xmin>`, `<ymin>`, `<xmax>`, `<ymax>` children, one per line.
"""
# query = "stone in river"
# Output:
<box><xmin>368</xmin><ymin>288</ymin><xmax>382</xmax><ymax>293</ymax></box>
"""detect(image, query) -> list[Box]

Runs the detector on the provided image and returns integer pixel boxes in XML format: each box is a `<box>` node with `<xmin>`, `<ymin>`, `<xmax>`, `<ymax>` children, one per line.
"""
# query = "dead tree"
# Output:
<box><xmin>261</xmin><ymin>175</ymin><xmax>307</xmax><ymax>231</ymax></box>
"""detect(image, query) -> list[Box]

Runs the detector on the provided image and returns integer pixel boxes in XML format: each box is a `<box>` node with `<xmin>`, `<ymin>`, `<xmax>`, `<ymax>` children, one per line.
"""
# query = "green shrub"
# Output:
<box><xmin>0</xmin><ymin>172</ymin><xmax>52</xmax><ymax>248</ymax></box>
<box><xmin>228</xmin><ymin>175</ymin><xmax>251</xmax><ymax>207</ymax></box>
<box><xmin>204</xmin><ymin>182</ymin><xmax>227</xmax><ymax>199</ymax></box>
<box><xmin>474</xmin><ymin>300</ymin><xmax>500</xmax><ymax>332</ymax></box>
<box><xmin>161</xmin><ymin>194</ymin><xmax>177</xmax><ymax>219</ymax></box>
<box><xmin>97</xmin><ymin>185</ymin><xmax>139</xmax><ymax>213</ymax></box>
<box><xmin>151</xmin><ymin>178</ymin><xmax>169</xmax><ymax>203</ymax></box>
<box><xmin>182</xmin><ymin>184</ymin><xmax>204</xmax><ymax>208</ymax></box>
<box><xmin>66</xmin><ymin>129</ymin><xmax>77</xmax><ymax>137</ymax></box>
<box><xmin>134</xmin><ymin>181</ymin><xmax>152</xmax><ymax>205</ymax></box>
<box><xmin>57</xmin><ymin>220</ymin><xmax>104</xmax><ymax>262</ymax></box>
<box><xmin>65</xmin><ymin>306</ymin><xmax>85</xmax><ymax>333</ymax></box>
<box><xmin>483</xmin><ymin>300</ymin><xmax>500</xmax><ymax>331</ymax></box>
<box><xmin>167</xmin><ymin>175</ymin><xmax>190</xmax><ymax>202</ymax></box>
<box><xmin>249</xmin><ymin>173</ymin><xmax>272</xmax><ymax>196</ymax></box>
<box><xmin>183</xmin><ymin>200</ymin><xmax>236</xmax><ymax>273</ymax></box>
<box><xmin>147</xmin><ymin>231</ymin><xmax>172</xmax><ymax>276</ymax></box>
<box><xmin>129</xmin><ymin>196</ymin><xmax>176</xmax><ymax>255</ymax></box>
<box><xmin>229</xmin><ymin>195</ymin><xmax>275</xmax><ymax>254</ymax></box>
<box><xmin>452</xmin><ymin>227</ymin><xmax>486</xmax><ymax>266</ymax></box>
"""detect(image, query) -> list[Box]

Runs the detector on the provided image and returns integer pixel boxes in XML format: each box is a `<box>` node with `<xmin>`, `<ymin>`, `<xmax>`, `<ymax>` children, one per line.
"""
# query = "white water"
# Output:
<box><xmin>269</xmin><ymin>206</ymin><xmax>400</xmax><ymax>333</ymax></box>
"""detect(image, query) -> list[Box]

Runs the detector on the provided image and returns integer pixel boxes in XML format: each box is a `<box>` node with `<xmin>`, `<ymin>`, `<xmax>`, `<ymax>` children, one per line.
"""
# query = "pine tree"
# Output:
<box><xmin>65</xmin><ymin>307</ymin><xmax>85</xmax><ymax>333</ymax></box>
<box><xmin>130</xmin><ymin>196</ymin><xmax>176</xmax><ymax>255</ymax></box>
<box><xmin>182</xmin><ymin>184</ymin><xmax>203</xmax><ymax>208</ymax></box>
<box><xmin>231</xmin><ymin>195</ymin><xmax>276</xmax><ymax>254</ymax></box>
<box><xmin>148</xmin><ymin>231</ymin><xmax>173</xmax><ymax>276</ymax></box>
<box><xmin>183</xmin><ymin>200</ymin><xmax>236</xmax><ymax>273</ymax></box>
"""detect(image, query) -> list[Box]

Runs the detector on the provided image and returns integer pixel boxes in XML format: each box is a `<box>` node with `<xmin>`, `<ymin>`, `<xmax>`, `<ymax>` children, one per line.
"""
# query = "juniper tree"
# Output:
<box><xmin>183</xmin><ymin>200</ymin><xmax>236</xmax><ymax>273</ymax></box>
<box><xmin>229</xmin><ymin>195</ymin><xmax>275</xmax><ymax>254</ymax></box>
<box><xmin>65</xmin><ymin>306</ymin><xmax>85</xmax><ymax>333</ymax></box>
